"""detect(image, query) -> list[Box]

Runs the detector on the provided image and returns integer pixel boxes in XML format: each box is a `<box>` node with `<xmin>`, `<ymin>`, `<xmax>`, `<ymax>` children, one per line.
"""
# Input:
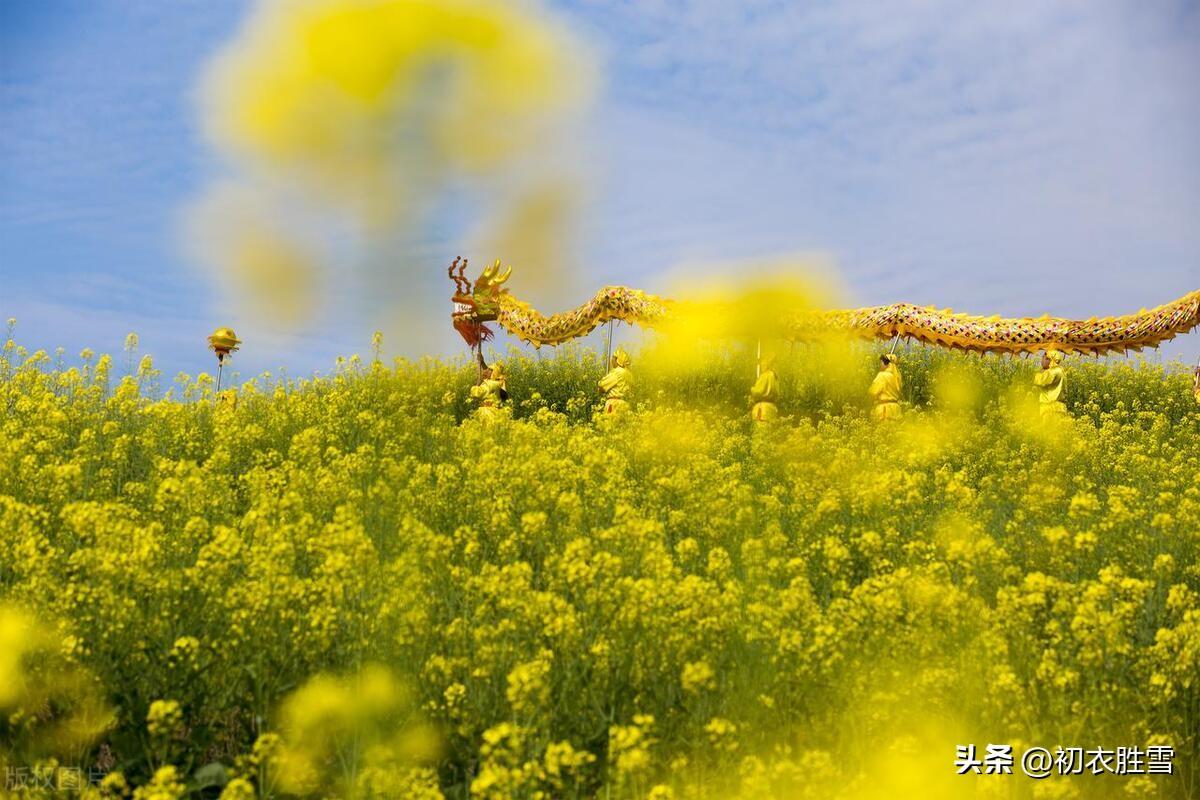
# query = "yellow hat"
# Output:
<box><xmin>613</xmin><ymin>348</ymin><xmax>631</xmax><ymax>368</ymax></box>
<box><xmin>1045</xmin><ymin>349</ymin><xmax>1063</xmax><ymax>365</ymax></box>
<box><xmin>490</xmin><ymin>362</ymin><xmax>505</xmax><ymax>379</ymax></box>
<box><xmin>881</xmin><ymin>352</ymin><xmax>898</xmax><ymax>365</ymax></box>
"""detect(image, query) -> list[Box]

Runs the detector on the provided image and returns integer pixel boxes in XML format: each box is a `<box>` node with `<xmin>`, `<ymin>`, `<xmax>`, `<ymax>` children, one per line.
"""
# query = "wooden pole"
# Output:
<box><xmin>605</xmin><ymin>320</ymin><xmax>613</xmax><ymax>369</ymax></box>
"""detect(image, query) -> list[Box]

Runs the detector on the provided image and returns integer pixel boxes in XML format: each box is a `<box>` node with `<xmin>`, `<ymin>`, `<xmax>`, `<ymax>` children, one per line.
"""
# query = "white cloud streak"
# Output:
<box><xmin>564</xmin><ymin>0</ymin><xmax>1200</xmax><ymax>359</ymax></box>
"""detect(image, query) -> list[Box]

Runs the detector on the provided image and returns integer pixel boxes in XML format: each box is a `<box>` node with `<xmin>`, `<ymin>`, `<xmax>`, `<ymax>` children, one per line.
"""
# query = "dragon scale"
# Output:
<box><xmin>449</xmin><ymin>259</ymin><xmax>1200</xmax><ymax>356</ymax></box>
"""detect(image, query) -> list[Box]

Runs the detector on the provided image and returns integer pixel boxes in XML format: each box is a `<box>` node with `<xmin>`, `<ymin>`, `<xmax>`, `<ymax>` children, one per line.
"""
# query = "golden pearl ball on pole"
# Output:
<box><xmin>207</xmin><ymin>327</ymin><xmax>242</xmax><ymax>362</ymax></box>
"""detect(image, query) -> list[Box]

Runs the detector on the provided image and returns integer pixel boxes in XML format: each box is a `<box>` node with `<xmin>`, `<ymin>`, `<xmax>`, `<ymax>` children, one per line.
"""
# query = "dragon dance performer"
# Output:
<box><xmin>598</xmin><ymin>348</ymin><xmax>633</xmax><ymax>414</ymax></box>
<box><xmin>868</xmin><ymin>353</ymin><xmax>903</xmax><ymax>421</ymax></box>
<box><xmin>470</xmin><ymin>362</ymin><xmax>509</xmax><ymax>423</ymax></box>
<box><xmin>1034</xmin><ymin>350</ymin><xmax>1067</xmax><ymax>418</ymax></box>
<box><xmin>750</xmin><ymin>353</ymin><xmax>780</xmax><ymax>422</ymax></box>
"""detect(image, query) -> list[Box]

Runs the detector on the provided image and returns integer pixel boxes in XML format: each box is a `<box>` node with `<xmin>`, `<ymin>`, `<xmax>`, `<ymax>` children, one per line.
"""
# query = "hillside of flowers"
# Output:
<box><xmin>1</xmin><ymin>327</ymin><xmax>1198</xmax><ymax>799</ymax></box>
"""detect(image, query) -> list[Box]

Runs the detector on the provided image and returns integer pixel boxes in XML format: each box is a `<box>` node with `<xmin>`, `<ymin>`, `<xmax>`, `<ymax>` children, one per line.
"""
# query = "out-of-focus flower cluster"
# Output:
<box><xmin>1</xmin><ymin>325</ymin><xmax>1198</xmax><ymax>798</ymax></box>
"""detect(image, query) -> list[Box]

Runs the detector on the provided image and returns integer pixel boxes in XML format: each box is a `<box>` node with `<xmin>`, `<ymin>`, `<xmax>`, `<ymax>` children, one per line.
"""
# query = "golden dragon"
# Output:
<box><xmin>449</xmin><ymin>257</ymin><xmax>1200</xmax><ymax>357</ymax></box>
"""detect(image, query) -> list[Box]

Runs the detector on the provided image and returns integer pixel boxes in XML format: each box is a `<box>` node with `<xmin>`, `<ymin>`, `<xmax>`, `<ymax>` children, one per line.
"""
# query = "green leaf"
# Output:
<box><xmin>190</xmin><ymin>762</ymin><xmax>229</xmax><ymax>790</ymax></box>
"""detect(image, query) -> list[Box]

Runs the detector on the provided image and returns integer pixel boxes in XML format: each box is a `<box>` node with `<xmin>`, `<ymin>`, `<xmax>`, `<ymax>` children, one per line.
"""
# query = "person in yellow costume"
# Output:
<box><xmin>1193</xmin><ymin>362</ymin><xmax>1200</xmax><ymax>405</ymax></box>
<box><xmin>470</xmin><ymin>362</ymin><xmax>509</xmax><ymax>423</ymax></box>
<box><xmin>1034</xmin><ymin>349</ymin><xmax>1067</xmax><ymax>418</ymax></box>
<box><xmin>868</xmin><ymin>353</ymin><xmax>903</xmax><ymax>420</ymax></box>
<box><xmin>598</xmin><ymin>348</ymin><xmax>633</xmax><ymax>414</ymax></box>
<box><xmin>750</xmin><ymin>352</ymin><xmax>779</xmax><ymax>422</ymax></box>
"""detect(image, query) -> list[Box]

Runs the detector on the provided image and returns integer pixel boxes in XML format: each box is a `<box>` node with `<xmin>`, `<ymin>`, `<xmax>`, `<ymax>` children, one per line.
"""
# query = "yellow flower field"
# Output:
<box><xmin>1</xmin><ymin>327</ymin><xmax>1198</xmax><ymax>799</ymax></box>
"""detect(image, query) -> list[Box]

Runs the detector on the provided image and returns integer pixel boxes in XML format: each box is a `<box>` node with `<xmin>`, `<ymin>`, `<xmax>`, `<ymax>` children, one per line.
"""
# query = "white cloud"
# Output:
<box><xmin>564</xmin><ymin>0</ymin><xmax>1200</xmax><ymax>360</ymax></box>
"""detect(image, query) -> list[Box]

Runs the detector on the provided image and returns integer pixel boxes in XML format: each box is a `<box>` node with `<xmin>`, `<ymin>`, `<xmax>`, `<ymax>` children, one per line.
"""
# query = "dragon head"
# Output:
<box><xmin>449</xmin><ymin>256</ymin><xmax>512</xmax><ymax>347</ymax></box>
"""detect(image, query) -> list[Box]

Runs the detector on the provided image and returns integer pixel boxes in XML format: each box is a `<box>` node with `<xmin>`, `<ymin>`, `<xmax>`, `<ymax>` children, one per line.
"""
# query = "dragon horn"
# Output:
<box><xmin>495</xmin><ymin>263</ymin><xmax>512</xmax><ymax>286</ymax></box>
<box><xmin>481</xmin><ymin>259</ymin><xmax>497</xmax><ymax>282</ymax></box>
<box><xmin>451</xmin><ymin>255</ymin><xmax>470</xmax><ymax>292</ymax></box>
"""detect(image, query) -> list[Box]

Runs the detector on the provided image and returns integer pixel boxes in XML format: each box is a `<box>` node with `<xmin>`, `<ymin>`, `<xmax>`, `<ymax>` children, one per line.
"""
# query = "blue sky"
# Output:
<box><xmin>2</xmin><ymin>0</ymin><xmax>1199</xmax><ymax>378</ymax></box>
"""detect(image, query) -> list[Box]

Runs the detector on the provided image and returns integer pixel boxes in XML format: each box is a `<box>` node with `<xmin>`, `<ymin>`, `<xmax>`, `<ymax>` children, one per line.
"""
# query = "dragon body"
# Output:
<box><xmin>449</xmin><ymin>258</ymin><xmax>1200</xmax><ymax>356</ymax></box>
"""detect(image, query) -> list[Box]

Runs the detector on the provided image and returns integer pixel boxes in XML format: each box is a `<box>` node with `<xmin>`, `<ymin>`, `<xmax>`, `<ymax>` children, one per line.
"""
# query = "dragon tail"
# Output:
<box><xmin>810</xmin><ymin>289</ymin><xmax>1200</xmax><ymax>356</ymax></box>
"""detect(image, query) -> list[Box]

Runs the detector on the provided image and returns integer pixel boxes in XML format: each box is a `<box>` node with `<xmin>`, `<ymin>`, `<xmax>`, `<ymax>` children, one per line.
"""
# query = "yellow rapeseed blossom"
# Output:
<box><xmin>1</xmin><ymin>333</ymin><xmax>1199</xmax><ymax>796</ymax></box>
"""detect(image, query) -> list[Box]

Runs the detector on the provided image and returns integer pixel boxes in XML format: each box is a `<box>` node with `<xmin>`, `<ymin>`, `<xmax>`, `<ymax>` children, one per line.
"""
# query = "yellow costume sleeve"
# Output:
<box><xmin>1032</xmin><ymin>369</ymin><xmax>1055</xmax><ymax>387</ymax></box>
<box><xmin>750</xmin><ymin>371</ymin><xmax>777</xmax><ymax>402</ymax></box>
<box><xmin>599</xmin><ymin>367</ymin><xmax>632</xmax><ymax>399</ymax></box>
<box><xmin>1034</xmin><ymin>367</ymin><xmax>1063</xmax><ymax>404</ymax></box>
<box><xmin>868</xmin><ymin>369</ymin><xmax>901</xmax><ymax>403</ymax></box>
<box><xmin>471</xmin><ymin>378</ymin><xmax>505</xmax><ymax>406</ymax></box>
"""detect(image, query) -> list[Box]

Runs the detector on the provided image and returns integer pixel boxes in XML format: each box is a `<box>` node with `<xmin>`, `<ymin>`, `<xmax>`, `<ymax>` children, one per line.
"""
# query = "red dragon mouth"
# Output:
<box><xmin>452</xmin><ymin>298</ymin><xmax>492</xmax><ymax>347</ymax></box>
